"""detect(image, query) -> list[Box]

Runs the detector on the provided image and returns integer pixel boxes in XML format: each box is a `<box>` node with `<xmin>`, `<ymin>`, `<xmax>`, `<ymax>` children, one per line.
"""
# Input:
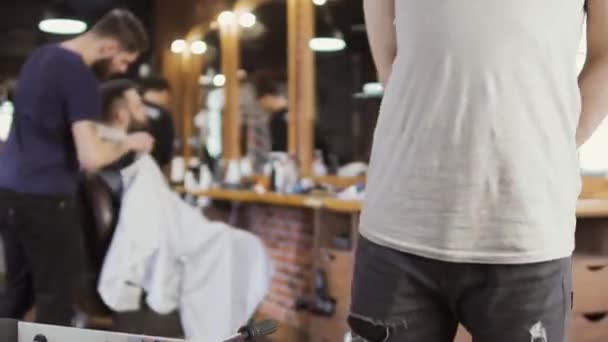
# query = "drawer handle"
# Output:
<box><xmin>322</xmin><ymin>252</ymin><xmax>336</xmax><ymax>262</ymax></box>
<box><xmin>587</xmin><ymin>265</ymin><xmax>607</xmax><ymax>272</ymax></box>
<box><xmin>583</xmin><ymin>312</ymin><xmax>608</xmax><ymax>322</ymax></box>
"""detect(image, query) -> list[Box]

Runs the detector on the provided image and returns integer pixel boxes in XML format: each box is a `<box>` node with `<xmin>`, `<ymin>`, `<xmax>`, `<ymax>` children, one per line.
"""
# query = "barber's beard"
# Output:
<box><xmin>91</xmin><ymin>58</ymin><xmax>113</xmax><ymax>81</ymax></box>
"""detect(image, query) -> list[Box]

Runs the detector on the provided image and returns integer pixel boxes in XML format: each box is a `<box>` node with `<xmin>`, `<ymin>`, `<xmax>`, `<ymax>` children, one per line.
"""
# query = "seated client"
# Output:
<box><xmin>93</xmin><ymin>79</ymin><xmax>274</xmax><ymax>341</ymax></box>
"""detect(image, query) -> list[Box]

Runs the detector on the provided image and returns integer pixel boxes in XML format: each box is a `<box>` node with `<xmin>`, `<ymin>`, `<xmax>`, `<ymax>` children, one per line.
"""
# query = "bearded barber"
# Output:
<box><xmin>0</xmin><ymin>9</ymin><xmax>154</xmax><ymax>325</ymax></box>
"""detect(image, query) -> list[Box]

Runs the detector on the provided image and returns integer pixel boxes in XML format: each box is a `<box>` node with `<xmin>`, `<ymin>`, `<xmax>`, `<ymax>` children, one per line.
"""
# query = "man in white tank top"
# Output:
<box><xmin>350</xmin><ymin>1</ymin><xmax>608</xmax><ymax>341</ymax></box>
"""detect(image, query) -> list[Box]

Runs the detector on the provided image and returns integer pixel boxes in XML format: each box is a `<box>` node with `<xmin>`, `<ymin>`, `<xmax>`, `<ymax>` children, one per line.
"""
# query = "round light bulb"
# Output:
<box><xmin>218</xmin><ymin>11</ymin><xmax>237</xmax><ymax>26</ymax></box>
<box><xmin>171</xmin><ymin>39</ymin><xmax>187</xmax><ymax>54</ymax></box>
<box><xmin>213</xmin><ymin>74</ymin><xmax>226</xmax><ymax>87</ymax></box>
<box><xmin>190</xmin><ymin>40</ymin><xmax>208</xmax><ymax>55</ymax></box>
<box><xmin>139</xmin><ymin>63</ymin><xmax>151</xmax><ymax>78</ymax></box>
<box><xmin>238</xmin><ymin>12</ymin><xmax>257</xmax><ymax>28</ymax></box>
<box><xmin>38</xmin><ymin>18</ymin><xmax>87</xmax><ymax>35</ymax></box>
<box><xmin>312</xmin><ymin>0</ymin><xmax>327</xmax><ymax>5</ymax></box>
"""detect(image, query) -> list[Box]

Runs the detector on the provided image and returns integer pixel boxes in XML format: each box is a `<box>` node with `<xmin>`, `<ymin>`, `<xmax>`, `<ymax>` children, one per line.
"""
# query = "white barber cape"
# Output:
<box><xmin>98</xmin><ymin>155</ymin><xmax>273</xmax><ymax>341</ymax></box>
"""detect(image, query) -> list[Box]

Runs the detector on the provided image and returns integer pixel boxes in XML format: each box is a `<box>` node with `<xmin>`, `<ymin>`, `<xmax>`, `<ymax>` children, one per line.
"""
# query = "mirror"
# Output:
<box><xmin>311</xmin><ymin>0</ymin><xmax>378</xmax><ymax>174</ymax></box>
<box><xmin>193</xmin><ymin>2</ymin><xmax>288</xmax><ymax>176</ymax></box>
<box><xmin>240</xmin><ymin>1</ymin><xmax>288</xmax><ymax>173</ymax></box>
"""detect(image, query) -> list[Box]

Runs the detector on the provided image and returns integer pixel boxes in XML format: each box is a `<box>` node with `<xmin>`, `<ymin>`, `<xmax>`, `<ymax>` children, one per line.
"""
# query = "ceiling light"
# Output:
<box><xmin>213</xmin><ymin>74</ymin><xmax>226</xmax><ymax>87</ymax></box>
<box><xmin>312</xmin><ymin>10</ymin><xmax>346</xmax><ymax>52</ymax></box>
<box><xmin>309</xmin><ymin>37</ymin><xmax>346</xmax><ymax>52</ymax></box>
<box><xmin>218</xmin><ymin>11</ymin><xmax>237</xmax><ymax>26</ymax></box>
<box><xmin>190</xmin><ymin>40</ymin><xmax>208</xmax><ymax>55</ymax></box>
<box><xmin>38</xmin><ymin>18</ymin><xmax>87</xmax><ymax>35</ymax></box>
<box><xmin>313</xmin><ymin>0</ymin><xmax>327</xmax><ymax>5</ymax></box>
<box><xmin>363</xmin><ymin>82</ymin><xmax>384</xmax><ymax>95</ymax></box>
<box><xmin>171</xmin><ymin>39</ymin><xmax>187</xmax><ymax>54</ymax></box>
<box><xmin>239</xmin><ymin>12</ymin><xmax>257</xmax><ymax>28</ymax></box>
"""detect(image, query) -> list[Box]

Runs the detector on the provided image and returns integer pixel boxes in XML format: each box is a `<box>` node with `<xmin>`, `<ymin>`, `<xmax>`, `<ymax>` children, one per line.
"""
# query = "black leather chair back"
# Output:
<box><xmin>77</xmin><ymin>172</ymin><xmax>121</xmax><ymax>315</ymax></box>
<box><xmin>80</xmin><ymin>173</ymin><xmax>118</xmax><ymax>270</ymax></box>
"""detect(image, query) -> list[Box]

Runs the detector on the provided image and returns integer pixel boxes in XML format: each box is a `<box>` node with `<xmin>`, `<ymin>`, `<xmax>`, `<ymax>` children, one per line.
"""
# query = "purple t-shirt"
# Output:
<box><xmin>0</xmin><ymin>44</ymin><xmax>101</xmax><ymax>195</ymax></box>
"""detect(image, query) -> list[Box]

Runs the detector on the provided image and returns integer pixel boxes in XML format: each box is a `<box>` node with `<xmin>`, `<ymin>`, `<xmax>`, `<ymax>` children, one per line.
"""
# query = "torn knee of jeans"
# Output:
<box><xmin>348</xmin><ymin>313</ymin><xmax>408</xmax><ymax>342</ymax></box>
<box><xmin>529</xmin><ymin>321</ymin><xmax>548</xmax><ymax>342</ymax></box>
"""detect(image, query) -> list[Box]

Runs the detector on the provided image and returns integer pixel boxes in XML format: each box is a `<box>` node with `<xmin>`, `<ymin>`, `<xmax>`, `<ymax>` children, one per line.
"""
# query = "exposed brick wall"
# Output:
<box><xmin>245</xmin><ymin>204</ymin><xmax>314</xmax><ymax>328</ymax></box>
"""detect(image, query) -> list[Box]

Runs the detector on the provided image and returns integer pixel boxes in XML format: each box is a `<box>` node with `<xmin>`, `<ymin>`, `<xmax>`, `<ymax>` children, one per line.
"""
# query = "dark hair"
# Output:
<box><xmin>99</xmin><ymin>79</ymin><xmax>137</xmax><ymax>122</ymax></box>
<box><xmin>90</xmin><ymin>9</ymin><xmax>149</xmax><ymax>53</ymax></box>
<box><xmin>253</xmin><ymin>72</ymin><xmax>284</xmax><ymax>99</ymax></box>
<box><xmin>139</xmin><ymin>77</ymin><xmax>171</xmax><ymax>93</ymax></box>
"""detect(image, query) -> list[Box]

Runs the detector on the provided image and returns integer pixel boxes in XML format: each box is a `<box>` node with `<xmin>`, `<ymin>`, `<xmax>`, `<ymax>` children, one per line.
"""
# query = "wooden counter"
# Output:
<box><xmin>181</xmin><ymin>186</ymin><xmax>608</xmax><ymax>342</ymax></box>
<box><xmin>576</xmin><ymin>199</ymin><xmax>608</xmax><ymax>218</ymax></box>
<box><xmin>185</xmin><ymin>188</ymin><xmax>362</xmax><ymax>213</ymax></box>
<box><xmin>183</xmin><ymin>188</ymin><xmax>608</xmax><ymax>217</ymax></box>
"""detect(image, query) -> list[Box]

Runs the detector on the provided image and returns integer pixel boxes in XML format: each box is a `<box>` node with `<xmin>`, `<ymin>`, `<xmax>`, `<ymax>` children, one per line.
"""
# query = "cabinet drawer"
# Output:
<box><xmin>570</xmin><ymin>313</ymin><xmax>608</xmax><ymax>342</ymax></box>
<box><xmin>573</xmin><ymin>256</ymin><xmax>608</xmax><ymax>313</ymax></box>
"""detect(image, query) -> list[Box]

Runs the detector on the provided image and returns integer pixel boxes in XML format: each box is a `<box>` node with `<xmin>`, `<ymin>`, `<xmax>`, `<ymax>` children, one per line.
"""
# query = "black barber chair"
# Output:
<box><xmin>78</xmin><ymin>172</ymin><xmax>183</xmax><ymax>338</ymax></box>
<box><xmin>80</xmin><ymin>173</ymin><xmax>117</xmax><ymax>274</ymax></box>
<box><xmin>77</xmin><ymin>173</ymin><xmax>117</xmax><ymax>318</ymax></box>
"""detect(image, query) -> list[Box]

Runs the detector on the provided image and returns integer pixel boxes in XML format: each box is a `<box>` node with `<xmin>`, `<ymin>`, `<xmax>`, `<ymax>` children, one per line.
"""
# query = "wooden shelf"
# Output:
<box><xmin>322</xmin><ymin>197</ymin><xmax>362</xmax><ymax>213</ymax></box>
<box><xmin>184</xmin><ymin>188</ymin><xmax>360</xmax><ymax>212</ymax></box>
<box><xmin>311</xmin><ymin>175</ymin><xmax>365</xmax><ymax>188</ymax></box>
<box><xmin>189</xmin><ymin>188</ymin><xmax>324</xmax><ymax>209</ymax></box>
<box><xmin>576</xmin><ymin>199</ymin><xmax>608</xmax><ymax>218</ymax></box>
<box><xmin>179</xmin><ymin>188</ymin><xmax>608</xmax><ymax>217</ymax></box>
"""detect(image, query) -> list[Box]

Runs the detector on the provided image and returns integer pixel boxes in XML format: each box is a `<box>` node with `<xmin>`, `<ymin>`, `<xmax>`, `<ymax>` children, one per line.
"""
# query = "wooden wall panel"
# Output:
<box><xmin>154</xmin><ymin>0</ymin><xmax>226</xmax><ymax>160</ymax></box>
<box><xmin>220</xmin><ymin>20</ymin><xmax>242</xmax><ymax>161</ymax></box>
<box><xmin>288</xmin><ymin>0</ymin><xmax>316</xmax><ymax>176</ymax></box>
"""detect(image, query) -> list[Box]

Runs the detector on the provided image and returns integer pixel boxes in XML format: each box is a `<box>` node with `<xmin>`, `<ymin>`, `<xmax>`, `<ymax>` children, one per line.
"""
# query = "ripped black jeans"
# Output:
<box><xmin>348</xmin><ymin>236</ymin><xmax>572</xmax><ymax>342</ymax></box>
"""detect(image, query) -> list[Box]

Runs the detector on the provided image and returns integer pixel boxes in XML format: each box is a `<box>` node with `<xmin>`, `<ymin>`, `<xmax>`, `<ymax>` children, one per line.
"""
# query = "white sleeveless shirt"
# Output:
<box><xmin>360</xmin><ymin>0</ymin><xmax>586</xmax><ymax>264</ymax></box>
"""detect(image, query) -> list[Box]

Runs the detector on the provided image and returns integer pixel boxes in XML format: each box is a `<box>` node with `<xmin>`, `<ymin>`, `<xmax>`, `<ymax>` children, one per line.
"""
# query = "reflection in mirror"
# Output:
<box><xmin>193</xmin><ymin>2</ymin><xmax>289</xmax><ymax>178</ymax></box>
<box><xmin>240</xmin><ymin>2</ymin><xmax>289</xmax><ymax>173</ymax></box>
<box><xmin>242</xmin><ymin>2</ymin><xmax>290</xmax><ymax>176</ymax></box>
<box><xmin>190</xmin><ymin>28</ymin><xmax>222</xmax><ymax>178</ymax></box>
<box><xmin>312</xmin><ymin>0</ymin><xmax>378</xmax><ymax>176</ymax></box>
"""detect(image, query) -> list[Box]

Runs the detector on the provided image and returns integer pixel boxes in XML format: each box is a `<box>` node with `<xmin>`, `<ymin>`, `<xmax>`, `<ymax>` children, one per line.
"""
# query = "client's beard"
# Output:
<box><xmin>127</xmin><ymin>119</ymin><xmax>150</xmax><ymax>133</ymax></box>
<box><xmin>91</xmin><ymin>58</ymin><xmax>113</xmax><ymax>81</ymax></box>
